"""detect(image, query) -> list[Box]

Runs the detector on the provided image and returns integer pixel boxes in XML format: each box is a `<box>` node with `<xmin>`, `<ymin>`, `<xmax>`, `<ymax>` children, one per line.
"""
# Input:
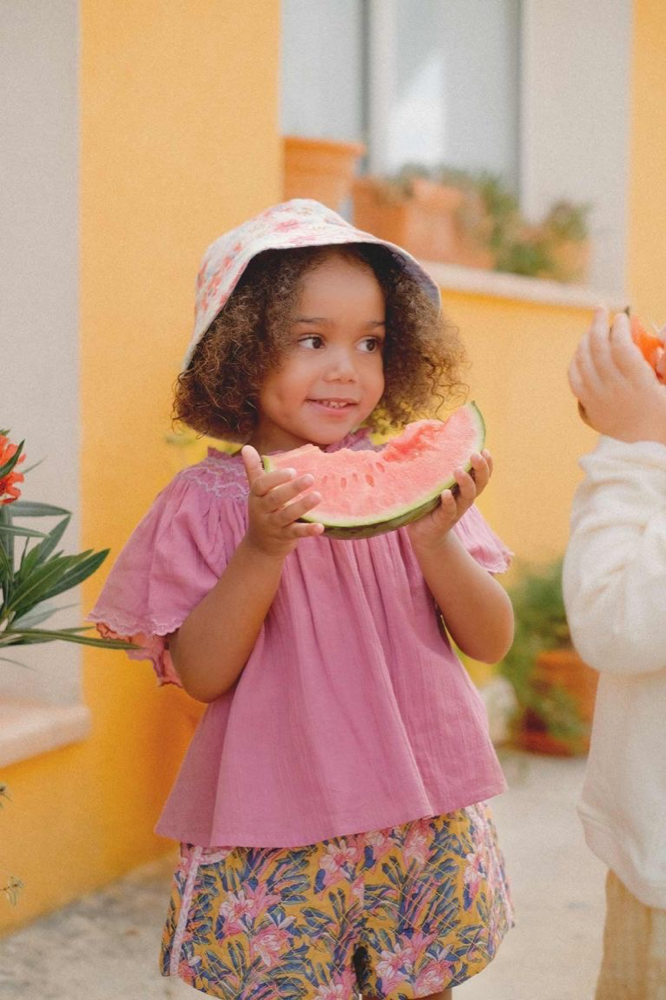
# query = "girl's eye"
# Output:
<box><xmin>299</xmin><ymin>335</ymin><xmax>325</xmax><ymax>350</ymax></box>
<box><xmin>359</xmin><ymin>337</ymin><xmax>383</xmax><ymax>353</ymax></box>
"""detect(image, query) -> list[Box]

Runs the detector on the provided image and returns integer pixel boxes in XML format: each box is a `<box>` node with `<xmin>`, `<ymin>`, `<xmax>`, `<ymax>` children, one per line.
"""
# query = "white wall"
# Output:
<box><xmin>0</xmin><ymin>0</ymin><xmax>81</xmax><ymax>704</ymax></box>
<box><xmin>521</xmin><ymin>0</ymin><xmax>632</xmax><ymax>293</ymax></box>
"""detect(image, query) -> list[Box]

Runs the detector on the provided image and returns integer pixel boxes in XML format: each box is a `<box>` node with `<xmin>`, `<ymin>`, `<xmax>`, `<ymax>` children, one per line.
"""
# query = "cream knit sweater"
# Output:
<box><xmin>563</xmin><ymin>436</ymin><xmax>666</xmax><ymax>909</ymax></box>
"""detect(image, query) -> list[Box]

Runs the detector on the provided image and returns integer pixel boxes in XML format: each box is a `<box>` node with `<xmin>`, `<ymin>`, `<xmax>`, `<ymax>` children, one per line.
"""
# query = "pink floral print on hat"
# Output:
<box><xmin>183</xmin><ymin>198</ymin><xmax>441</xmax><ymax>371</ymax></box>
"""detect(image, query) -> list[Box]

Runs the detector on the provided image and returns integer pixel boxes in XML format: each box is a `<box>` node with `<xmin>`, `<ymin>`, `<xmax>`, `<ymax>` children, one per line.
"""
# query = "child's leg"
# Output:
<box><xmin>595</xmin><ymin>869</ymin><xmax>666</xmax><ymax>1000</ymax></box>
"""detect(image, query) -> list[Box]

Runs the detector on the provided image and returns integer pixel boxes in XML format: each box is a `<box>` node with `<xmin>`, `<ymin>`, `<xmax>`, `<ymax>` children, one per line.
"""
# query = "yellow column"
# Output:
<box><xmin>2</xmin><ymin>0</ymin><xmax>281</xmax><ymax>932</ymax></box>
<box><xmin>628</xmin><ymin>0</ymin><xmax>666</xmax><ymax>319</ymax></box>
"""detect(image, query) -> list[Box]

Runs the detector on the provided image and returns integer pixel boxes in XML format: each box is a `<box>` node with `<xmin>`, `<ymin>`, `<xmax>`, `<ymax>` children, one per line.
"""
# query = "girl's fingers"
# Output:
<box><xmin>248</xmin><ymin>464</ymin><xmax>298</xmax><ymax>498</ymax></box>
<box><xmin>242</xmin><ymin>446</ymin><xmax>301</xmax><ymax>498</ymax></box>
<box><xmin>453</xmin><ymin>467</ymin><xmax>477</xmax><ymax>506</ymax></box>
<box><xmin>469</xmin><ymin>451</ymin><xmax>491</xmax><ymax>492</ymax></box>
<box><xmin>274</xmin><ymin>490</ymin><xmax>322</xmax><ymax>526</ymax></box>
<box><xmin>436</xmin><ymin>489</ymin><xmax>458</xmax><ymax>521</ymax></box>
<box><xmin>289</xmin><ymin>520</ymin><xmax>325</xmax><ymax>539</ymax></box>
<box><xmin>240</xmin><ymin>445</ymin><xmax>264</xmax><ymax>487</ymax></box>
<box><xmin>263</xmin><ymin>473</ymin><xmax>315</xmax><ymax>511</ymax></box>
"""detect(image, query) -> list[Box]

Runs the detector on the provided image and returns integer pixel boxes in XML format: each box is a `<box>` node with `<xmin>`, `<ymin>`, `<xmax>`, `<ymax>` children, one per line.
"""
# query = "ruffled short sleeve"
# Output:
<box><xmin>453</xmin><ymin>504</ymin><xmax>512</xmax><ymax>573</ymax></box>
<box><xmin>88</xmin><ymin>461</ymin><xmax>242</xmax><ymax>685</ymax></box>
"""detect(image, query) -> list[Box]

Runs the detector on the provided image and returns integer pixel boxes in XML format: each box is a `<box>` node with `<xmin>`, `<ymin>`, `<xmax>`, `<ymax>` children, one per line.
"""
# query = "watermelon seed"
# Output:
<box><xmin>365</xmin><ymin>474</ymin><xmax>375</xmax><ymax>486</ymax></box>
<box><xmin>341</xmin><ymin>477</ymin><xmax>347</xmax><ymax>490</ymax></box>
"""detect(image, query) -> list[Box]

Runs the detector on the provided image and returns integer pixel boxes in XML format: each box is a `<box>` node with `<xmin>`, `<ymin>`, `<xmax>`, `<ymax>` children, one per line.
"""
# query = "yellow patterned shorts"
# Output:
<box><xmin>161</xmin><ymin>804</ymin><xmax>513</xmax><ymax>999</ymax></box>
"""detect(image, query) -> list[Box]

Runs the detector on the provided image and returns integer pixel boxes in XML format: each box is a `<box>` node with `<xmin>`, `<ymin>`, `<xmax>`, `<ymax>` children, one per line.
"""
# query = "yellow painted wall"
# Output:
<box><xmin>443</xmin><ymin>291</ymin><xmax>597</xmax><ymax>571</ymax></box>
<box><xmin>1</xmin><ymin>0</ymin><xmax>281</xmax><ymax>932</ymax></box>
<box><xmin>628</xmin><ymin>0</ymin><xmax>666</xmax><ymax>319</ymax></box>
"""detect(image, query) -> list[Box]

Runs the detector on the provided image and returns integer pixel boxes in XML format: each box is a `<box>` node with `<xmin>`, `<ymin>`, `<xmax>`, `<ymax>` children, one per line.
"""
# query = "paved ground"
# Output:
<box><xmin>0</xmin><ymin>750</ymin><xmax>606</xmax><ymax>1000</ymax></box>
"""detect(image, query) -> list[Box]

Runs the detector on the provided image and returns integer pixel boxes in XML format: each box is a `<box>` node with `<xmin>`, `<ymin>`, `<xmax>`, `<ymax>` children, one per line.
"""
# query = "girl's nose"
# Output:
<box><xmin>325</xmin><ymin>347</ymin><xmax>357</xmax><ymax>381</ymax></box>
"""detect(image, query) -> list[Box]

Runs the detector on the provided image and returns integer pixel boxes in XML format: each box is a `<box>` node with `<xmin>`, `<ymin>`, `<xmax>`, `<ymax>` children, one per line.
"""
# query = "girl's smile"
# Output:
<box><xmin>248</xmin><ymin>254</ymin><xmax>386</xmax><ymax>453</ymax></box>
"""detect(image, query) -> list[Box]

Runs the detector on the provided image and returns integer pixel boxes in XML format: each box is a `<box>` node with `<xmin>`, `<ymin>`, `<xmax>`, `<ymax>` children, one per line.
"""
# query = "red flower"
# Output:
<box><xmin>0</xmin><ymin>434</ymin><xmax>25</xmax><ymax>505</ymax></box>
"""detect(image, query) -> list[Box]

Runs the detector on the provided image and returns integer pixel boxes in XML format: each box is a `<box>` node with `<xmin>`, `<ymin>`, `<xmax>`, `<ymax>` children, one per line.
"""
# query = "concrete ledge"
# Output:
<box><xmin>0</xmin><ymin>699</ymin><xmax>92</xmax><ymax>767</ymax></box>
<box><xmin>422</xmin><ymin>260</ymin><xmax>625</xmax><ymax>311</ymax></box>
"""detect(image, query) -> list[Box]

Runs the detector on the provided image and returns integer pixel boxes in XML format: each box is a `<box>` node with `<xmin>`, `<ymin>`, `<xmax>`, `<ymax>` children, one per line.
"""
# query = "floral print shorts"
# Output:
<box><xmin>160</xmin><ymin>804</ymin><xmax>513</xmax><ymax>999</ymax></box>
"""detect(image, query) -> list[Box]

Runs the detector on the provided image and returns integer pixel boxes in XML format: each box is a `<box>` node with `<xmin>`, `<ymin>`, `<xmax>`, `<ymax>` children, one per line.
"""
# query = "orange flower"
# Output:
<box><xmin>0</xmin><ymin>434</ymin><xmax>25</xmax><ymax>505</ymax></box>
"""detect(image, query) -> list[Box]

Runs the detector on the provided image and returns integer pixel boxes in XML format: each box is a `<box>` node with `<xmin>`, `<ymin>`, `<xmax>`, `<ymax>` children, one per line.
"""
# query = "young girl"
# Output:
<box><xmin>565</xmin><ymin>308</ymin><xmax>666</xmax><ymax>999</ymax></box>
<box><xmin>90</xmin><ymin>198</ymin><xmax>514</xmax><ymax>1000</ymax></box>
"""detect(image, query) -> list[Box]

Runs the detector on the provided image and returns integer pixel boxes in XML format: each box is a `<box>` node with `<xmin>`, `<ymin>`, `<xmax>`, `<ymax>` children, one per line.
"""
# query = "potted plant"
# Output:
<box><xmin>283</xmin><ymin>135</ymin><xmax>366</xmax><ymax>212</ymax></box>
<box><xmin>1</xmin><ymin>429</ymin><xmax>135</xmax><ymax>905</ymax></box>
<box><xmin>539</xmin><ymin>200</ymin><xmax>591</xmax><ymax>284</ymax></box>
<box><xmin>352</xmin><ymin>164</ymin><xmax>494</xmax><ymax>268</ymax></box>
<box><xmin>499</xmin><ymin>558</ymin><xmax>599</xmax><ymax>755</ymax></box>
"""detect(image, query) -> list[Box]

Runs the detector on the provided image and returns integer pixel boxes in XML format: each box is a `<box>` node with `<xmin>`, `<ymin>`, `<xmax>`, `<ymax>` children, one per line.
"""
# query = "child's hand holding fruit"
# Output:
<box><xmin>569</xmin><ymin>307</ymin><xmax>666</xmax><ymax>445</ymax></box>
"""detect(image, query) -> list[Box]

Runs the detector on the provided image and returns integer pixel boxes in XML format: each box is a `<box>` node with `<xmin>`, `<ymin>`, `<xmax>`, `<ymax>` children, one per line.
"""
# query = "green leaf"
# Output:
<box><xmin>6</xmin><ymin>554</ymin><xmax>74</xmax><ymax>616</ymax></box>
<box><xmin>19</xmin><ymin>514</ymin><xmax>71</xmax><ymax>580</ymax></box>
<box><xmin>9</xmin><ymin>500</ymin><xmax>71</xmax><ymax>518</ymax></box>
<box><xmin>6</xmin><ymin>548</ymin><xmax>110</xmax><ymax>620</ymax></box>
<box><xmin>0</xmin><ymin>632</ymin><xmax>54</xmax><ymax>646</ymax></box>
<box><xmin>18</xmin><ymin>457</ymin><xmax>44</xmax><ymax>476</ymax></box>
<box><xmin>0</xmin><ymin>541</ymin><xmax>11</xmax><ymax>583</ymax></box>
<box><xmin>12</xmin><ymin>601</ymin><xmax>76</xmax><ymax>629</ymax></box>
<box><xmin>0</xmin><ymin>441</ymin><xmax>24</xmax><ymax>479</ymax></box>
<box><xmin>37</xmin><ymin>549</ymin><xmax>109</xmax><ymax>603</ymax></box>
<box><xmin>4</xmin><ymin>628</ymin><xmax>139</xmax><ymax>650</ymax></box>
<box><xmin>0</xmin><ymin>654</ymin><xmax>31</xmax><ymax>667</ymax></box>
<box><xmin>0</xmin><ymin>506</ymin><xmax>14</xmax><ymax>579</ymax></box>
<box><xmin>0</xmin><ymin>523</ymin><xmax>48</xmax><ymax>540</ymax></box>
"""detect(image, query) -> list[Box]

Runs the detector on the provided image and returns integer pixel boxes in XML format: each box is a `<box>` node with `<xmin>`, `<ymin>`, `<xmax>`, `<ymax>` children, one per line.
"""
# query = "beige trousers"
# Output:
<box><xmin>595</xmin><ymin>870</ymin><xmax>666</xmax><ymax>999</ymax></box>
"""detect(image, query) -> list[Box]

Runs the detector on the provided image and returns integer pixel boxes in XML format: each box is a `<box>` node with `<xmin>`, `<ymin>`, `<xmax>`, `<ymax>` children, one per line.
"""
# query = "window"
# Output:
<box><xmin>281</xmin><ymin>0</ymin><xmax>521</xmax><ymax>183</ymax></box>
<box><xmin>280</xmin><ymin>0</ymin><xmax>631</xmax><ymax>291</ymax></box>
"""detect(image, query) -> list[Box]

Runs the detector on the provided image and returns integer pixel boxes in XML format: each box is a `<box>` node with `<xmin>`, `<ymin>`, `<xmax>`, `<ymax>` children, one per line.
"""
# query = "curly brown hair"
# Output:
<box><xmin>173</xmin><ymin>243</ymin><xmax>467</xmax><ymax>442</ymax></box>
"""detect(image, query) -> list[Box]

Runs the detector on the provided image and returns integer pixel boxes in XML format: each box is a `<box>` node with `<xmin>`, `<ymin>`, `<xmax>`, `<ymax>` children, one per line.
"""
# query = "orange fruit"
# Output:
<box><xmin>629</xmin><ymin>314</ymin><xmax>663</xmax><ymax>372</ymax></box>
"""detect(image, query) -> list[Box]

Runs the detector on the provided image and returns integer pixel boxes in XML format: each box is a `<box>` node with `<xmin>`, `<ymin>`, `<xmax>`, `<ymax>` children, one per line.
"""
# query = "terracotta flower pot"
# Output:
<box><xmin>352</xmin><ymin>175</ymin><xmax>493</xmax><ymax>267</ymax></box>
<box><xmin>520</xmin><ymin>647</ymin><xmax>599</xmax><ymax>756</ymax></box>
<box><xmin>283</xmin><ymin>135</ymin><xmax>365</xmax><ymax>212</ymax></box>
<box><xmin>549</xmin><ymin>238</ymin><xmax>591</xmax><ymax>284</ymax></box>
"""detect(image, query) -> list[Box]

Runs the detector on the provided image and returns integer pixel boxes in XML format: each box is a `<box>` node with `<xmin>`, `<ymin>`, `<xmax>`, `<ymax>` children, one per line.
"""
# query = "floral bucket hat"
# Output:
<box><xmin>183</xmin><ymin>198</ymin><xmax>441</xmax><ymax>370</ymax></box>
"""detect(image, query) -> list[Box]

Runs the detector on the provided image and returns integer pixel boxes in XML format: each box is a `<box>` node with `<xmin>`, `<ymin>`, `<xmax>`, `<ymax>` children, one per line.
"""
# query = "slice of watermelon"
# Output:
<box><xmin>263</xmin><ymin>402</ymin><xmax>486</xmax><ymax>539</ymax></box>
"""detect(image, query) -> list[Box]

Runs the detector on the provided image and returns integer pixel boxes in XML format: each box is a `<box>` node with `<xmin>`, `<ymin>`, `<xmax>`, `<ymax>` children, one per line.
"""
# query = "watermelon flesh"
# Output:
<box><xmin>263</xmin><ymin>402</ymin><xmax>486</xmax><ymax>540</ymax></box>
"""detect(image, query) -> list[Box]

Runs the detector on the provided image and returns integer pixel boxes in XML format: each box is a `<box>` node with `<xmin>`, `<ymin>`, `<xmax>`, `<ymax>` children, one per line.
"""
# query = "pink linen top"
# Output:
<box><xmin>89</xmin><ymin>430</ymin><xmax>511</xmax><ymax>848</ymax></box>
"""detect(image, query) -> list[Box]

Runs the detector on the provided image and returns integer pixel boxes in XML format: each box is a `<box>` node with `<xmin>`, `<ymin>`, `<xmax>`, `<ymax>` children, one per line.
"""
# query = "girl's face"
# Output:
<box><xmin>248</xmin><ymin>254</ymin><xmax>386</xmax><ymax>452</ymax></box>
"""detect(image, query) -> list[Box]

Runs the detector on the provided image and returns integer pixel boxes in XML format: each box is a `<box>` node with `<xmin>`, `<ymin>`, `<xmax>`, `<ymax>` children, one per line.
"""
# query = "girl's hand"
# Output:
<box><xmin>407</xmin><ymin>450</ymin><xmax>493</xmax><ymax>552</ymax></box>
<box><xmin>569</xmin><ymin>307</ymin><xmax>666</xmax><ymax>444</ymax></box>
<box><xmin>241</xmin><ymin>445</ymin><xmax>324</xmax><ymax>559</ymax></box>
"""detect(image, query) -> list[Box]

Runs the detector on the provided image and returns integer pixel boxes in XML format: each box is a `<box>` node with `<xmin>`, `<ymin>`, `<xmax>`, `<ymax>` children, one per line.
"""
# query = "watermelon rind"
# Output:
<box><xmin>263</xmin><ymin>401</ymin><xmax>485</xmax><ymax>540</ymax></box>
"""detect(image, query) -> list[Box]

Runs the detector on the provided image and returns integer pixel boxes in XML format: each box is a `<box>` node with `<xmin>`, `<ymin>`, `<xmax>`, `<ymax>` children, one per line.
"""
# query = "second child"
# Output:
<box><xmin>565</xmin><ymin>307</ymin><xmax>666</xmax><ymax>999</ymax></box>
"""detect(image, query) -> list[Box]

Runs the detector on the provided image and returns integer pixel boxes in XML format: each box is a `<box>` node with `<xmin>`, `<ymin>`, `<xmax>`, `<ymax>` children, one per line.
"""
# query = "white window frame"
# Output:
<box><xmin>366</xmin><ymin>0</ymin><xmax>631</xmax><ymax>293</ymax></box>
